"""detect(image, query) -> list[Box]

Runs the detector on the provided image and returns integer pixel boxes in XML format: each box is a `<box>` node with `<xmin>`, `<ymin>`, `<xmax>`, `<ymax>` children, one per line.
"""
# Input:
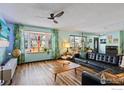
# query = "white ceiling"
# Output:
<box><xmin>0</xmin><ymin>3</ymin><xmax>124</xmax><ymax>34</ymax></box>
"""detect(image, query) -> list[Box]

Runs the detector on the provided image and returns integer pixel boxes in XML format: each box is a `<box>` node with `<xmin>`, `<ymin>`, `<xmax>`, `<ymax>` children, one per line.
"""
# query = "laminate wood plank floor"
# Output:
<box><xmin>12</xmin><ymin>60</ymin><xmax>96</xmax><ymax>85</ymax></box>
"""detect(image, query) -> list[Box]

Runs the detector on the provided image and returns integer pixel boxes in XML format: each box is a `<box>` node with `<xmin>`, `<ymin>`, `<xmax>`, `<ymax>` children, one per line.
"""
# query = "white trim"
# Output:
<box><xmin>120</xmin><ymin>56</ymin><xmax>124</xmax><ymax>68</ymax></box>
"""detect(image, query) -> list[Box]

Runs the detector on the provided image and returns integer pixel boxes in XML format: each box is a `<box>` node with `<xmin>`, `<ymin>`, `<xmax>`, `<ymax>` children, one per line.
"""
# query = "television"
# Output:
<box><xmin>0</xmin><ymin>18</ymin><xmax>10</xmax><ymax>40</ymax></box>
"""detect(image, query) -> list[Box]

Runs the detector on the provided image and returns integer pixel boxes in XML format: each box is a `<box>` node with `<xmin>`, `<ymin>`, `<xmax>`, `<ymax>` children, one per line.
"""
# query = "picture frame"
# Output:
<box><xmin>100</xmin><ymin>39</ymin><xmax>106</xmax><ymax>44</ymax></box>
<box><xmin>113</xmin><ymin>38</ymin><xmax>118</xmax><ymax>44</ymax></box>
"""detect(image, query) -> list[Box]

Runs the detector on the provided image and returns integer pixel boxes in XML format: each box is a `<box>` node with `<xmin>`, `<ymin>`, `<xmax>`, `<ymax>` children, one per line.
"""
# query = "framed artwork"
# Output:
<box><xmin>108</xmin><ymin>35</ymin><xmax>112</xmax><ymax>44</ymax></box>
<box><xmin>113</xmin><ymin>38</ymin><xmax>118</xmax><ymax>44</ymax></box>
<box><xmin>100</xmin><ymin>39</ymin><xmax>106</xmax><ymax>44</ymax></box>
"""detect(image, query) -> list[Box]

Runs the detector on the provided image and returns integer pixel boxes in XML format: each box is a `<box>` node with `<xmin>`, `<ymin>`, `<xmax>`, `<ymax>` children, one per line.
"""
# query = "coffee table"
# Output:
<box><xmin>52</xmin><ymin>61</ymin><xmax>81</xmax><ymax>81</ymax></box>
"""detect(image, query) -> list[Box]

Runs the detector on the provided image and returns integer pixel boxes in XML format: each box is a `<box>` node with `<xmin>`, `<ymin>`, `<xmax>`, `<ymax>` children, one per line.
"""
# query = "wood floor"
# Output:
<box><xmin>12</xmin><ymin>60</ymin><xmax>96</xmax><ymax>85</ymax></box>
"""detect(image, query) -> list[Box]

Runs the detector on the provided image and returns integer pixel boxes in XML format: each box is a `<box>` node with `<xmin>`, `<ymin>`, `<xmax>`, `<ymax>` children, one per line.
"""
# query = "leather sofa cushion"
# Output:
<box><xmin>88</xmin><ymin>60</ymin><xmax>104</xmax><ymax>68</ymax></box>
<box><xmin>96</xmin><ymin>54</ymin><xmax>102</xmax><ymax>61</ymax></box>
<box><xmin>105</xmin><ymin>55</ymin><xmax>111</xmax><ymax>63</ymax></box>
<box><xmin>95</xmin><ymin>54</ymin><xmax>118</xmax><ymax>65</ymax></box>
<box><xmin>101</xmin><ymin>55</ymin><xmax>106</xmax><ymax>62</ymax></box>
<box><xmin>88</xmin><ymin>60</ymin><xmax>109</xmax><ymax>69</ymax></box>
<box><xmin>109</xmin><ymin>56</ymin><xmax>118</xmax><ymax>65</ymax></box>
<box><xmin>74</xmin><ymin>58</ymin><xmax>87</xmax><ymax>64</ymax></box>
<box><xmin>103</xmin><ymin>55</ymin><xmax>118</xmax><ymax>65</ymax></box>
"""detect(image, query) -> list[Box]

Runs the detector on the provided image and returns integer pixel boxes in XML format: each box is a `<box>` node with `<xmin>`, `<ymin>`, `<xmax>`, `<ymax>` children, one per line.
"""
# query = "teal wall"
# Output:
<box><xmin>25</xmin><ymin>52</ymin><xmax>52</xmax><ymax>62</ymax></box>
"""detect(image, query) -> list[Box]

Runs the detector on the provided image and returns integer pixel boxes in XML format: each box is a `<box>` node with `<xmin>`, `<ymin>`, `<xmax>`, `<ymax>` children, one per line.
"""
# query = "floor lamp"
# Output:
<box><xmin>0</xmin><ymin>40</ymin><xmax>9</xmax><ymax>85</ymax></box>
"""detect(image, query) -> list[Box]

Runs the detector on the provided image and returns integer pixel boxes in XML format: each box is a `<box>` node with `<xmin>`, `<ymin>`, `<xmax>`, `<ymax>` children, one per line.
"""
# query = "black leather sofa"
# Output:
<box><xmin>73</xmin><ymin>52</ymin><xmax>124</xmax><ymax>85</ymax></box>
<box><xmin>81</xmin><ymin>71</ymin><xmax>113</xmax><ymax>85</ymax></box>
<box><xmin>74</xmin><ymin>52</ymin><xmax>124</xmax><ymax>73</ymax></box>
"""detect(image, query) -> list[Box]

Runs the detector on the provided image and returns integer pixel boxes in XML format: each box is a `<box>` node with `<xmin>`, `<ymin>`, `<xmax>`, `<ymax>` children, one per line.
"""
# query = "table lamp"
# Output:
<box><xmin>0</xmin><ymin>40</ymin><xmax>9</xmax><ymax>85</ymax></box>
<box><xmin>63</xmin><ymin>42</ymin><xmax>70</xmax><ymax>55</ymax></box>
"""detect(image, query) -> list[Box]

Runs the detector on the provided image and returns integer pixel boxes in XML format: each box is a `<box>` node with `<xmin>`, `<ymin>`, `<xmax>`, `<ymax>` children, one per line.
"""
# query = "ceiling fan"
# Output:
<box><xmin>37</xmin><ymin>11</ymin><xmax>64</xmax><ymax>24</ymax></box>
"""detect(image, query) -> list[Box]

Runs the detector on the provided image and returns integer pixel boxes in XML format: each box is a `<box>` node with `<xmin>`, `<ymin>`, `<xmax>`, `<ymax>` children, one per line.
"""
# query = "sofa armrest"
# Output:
<box><xmin>82</xmin><ymin>71</ymin><xmax>101</xmax><ymax>85</ymax></box>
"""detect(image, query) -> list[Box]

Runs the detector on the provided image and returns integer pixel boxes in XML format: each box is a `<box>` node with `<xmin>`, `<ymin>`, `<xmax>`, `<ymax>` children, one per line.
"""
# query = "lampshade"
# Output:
<box><xmin>0</xmin><ymin>40</ymin><xmax>9</xmax><ymax>47</ymax></box>
<box><xmin>63</xmin><ymin>42</ymin><xmax>70</xmax><ymax>48</ymax></box>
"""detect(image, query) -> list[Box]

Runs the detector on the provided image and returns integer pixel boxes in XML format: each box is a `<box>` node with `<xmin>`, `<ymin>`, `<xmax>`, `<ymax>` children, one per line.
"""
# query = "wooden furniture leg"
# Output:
<box><xmin>54</xmin><ymin>73</ymin><xmax>57</xmax><ymax>82</ymax></box>
<box><xmin>75</xmin><ymin>68</ymin><xmax>77</xmax><ymax>75</ymax></box>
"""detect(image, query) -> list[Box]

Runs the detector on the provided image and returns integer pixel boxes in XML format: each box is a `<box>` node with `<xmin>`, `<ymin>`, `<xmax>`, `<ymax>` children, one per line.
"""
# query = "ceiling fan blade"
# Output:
<box><xmin>35</xmin><ymin>16</ymin><xmax>47</xmax><ymax>18</ymax></box>
<box><xmin>48</xmin><ymin>17</ymin><xmax>54</xmax><ymax>20</ymax></box>
<box><xmin>54</xmin><ymin>11</ymin><xmax>64</xmax><ymax>17</ymax></box>
<box><xmin>53</xmin><ymin>20</ymin><xmax>58</xmax><ymax>24</ymax></box>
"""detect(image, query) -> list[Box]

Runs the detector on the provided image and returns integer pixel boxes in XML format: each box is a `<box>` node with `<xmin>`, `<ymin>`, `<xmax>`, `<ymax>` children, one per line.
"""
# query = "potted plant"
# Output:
<box><xmin>44</xmin><ymin>48</ymin><xmax>50</xmax><ymax>54</ymax></box>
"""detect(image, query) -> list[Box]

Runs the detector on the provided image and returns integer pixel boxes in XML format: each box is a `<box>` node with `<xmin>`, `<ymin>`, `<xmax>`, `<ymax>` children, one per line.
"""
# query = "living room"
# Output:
<box><xmin>0</xmin><ymin>3</ymin><xmax>124</xmax><ymax>86</ymax></box>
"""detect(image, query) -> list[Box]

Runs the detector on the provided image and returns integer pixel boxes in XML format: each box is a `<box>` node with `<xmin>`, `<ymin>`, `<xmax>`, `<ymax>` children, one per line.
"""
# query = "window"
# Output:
<box><xmin>24</xmin><ymin>31</ymin><xmax>52</xmax><ymax>53</ymax></box>
<box><xmin>70</xmin><ymin>35</ymin><xmax>85</xmax><ymax>51</ymax></box>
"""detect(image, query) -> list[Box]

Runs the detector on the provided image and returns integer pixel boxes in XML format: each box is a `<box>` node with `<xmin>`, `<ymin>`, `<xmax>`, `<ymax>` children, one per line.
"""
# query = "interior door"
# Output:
<box><xmin>94</xmin><ymin>38</ymin><xmax>99</xmax><ymax>53</ymax></box>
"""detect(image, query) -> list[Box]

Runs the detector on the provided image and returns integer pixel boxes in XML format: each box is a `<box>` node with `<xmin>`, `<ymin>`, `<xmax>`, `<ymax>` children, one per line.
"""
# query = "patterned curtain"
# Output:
<box><xmin>52</xmin><ymin>29</ymin><xmax>60</xmax><ymax>59</ymax></box>
<box><xmin>14</xmin><ymin>24</ymin><xmax>25</xmax><ymax>64</ymax></box>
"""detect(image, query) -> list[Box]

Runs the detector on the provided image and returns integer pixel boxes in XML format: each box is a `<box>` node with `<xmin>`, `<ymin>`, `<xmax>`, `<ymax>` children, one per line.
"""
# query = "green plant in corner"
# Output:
<box><xmin>44</xmin><ymin>48</ymin><xmax>50</xmax><ymax>54</ymax></box>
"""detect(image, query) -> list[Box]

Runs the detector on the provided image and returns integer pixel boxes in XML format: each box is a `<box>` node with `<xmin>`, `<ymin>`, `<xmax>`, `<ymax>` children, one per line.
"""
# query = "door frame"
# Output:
<box><xmin>94</xmin><ymin>37</ymin><xmax>99</xmax><ymax>53</ymax></box>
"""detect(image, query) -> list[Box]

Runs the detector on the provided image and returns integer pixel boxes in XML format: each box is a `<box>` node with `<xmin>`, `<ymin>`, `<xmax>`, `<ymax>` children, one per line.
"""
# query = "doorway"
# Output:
<box><xmin>94</xmin><ymin>38</ymin><xmax>99</xmax><ymax>53</ymax></box>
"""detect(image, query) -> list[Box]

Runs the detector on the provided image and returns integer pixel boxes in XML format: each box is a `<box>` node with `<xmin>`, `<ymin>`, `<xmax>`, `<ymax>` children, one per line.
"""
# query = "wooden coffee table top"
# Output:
<box><xmin>52</xmin><ymin>60</ymin><xmax>81</xmax><ymax>74</ymax></box>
